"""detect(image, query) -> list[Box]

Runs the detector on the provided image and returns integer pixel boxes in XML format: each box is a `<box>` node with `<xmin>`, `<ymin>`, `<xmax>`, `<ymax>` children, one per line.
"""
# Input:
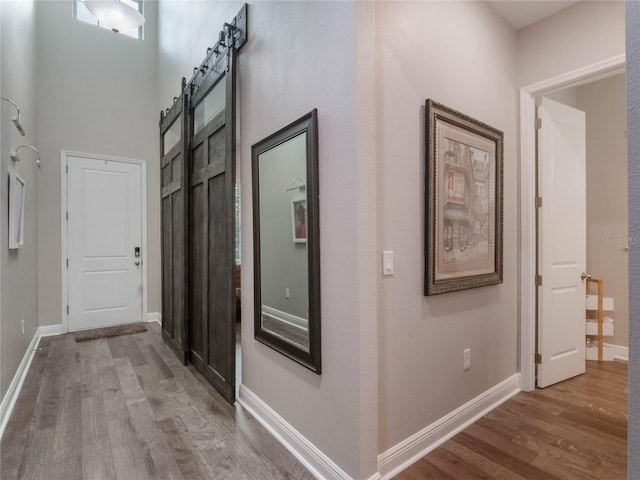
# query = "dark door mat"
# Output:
<box><xmin>74</xmin><ymin>323</ymin><xmax>147</xmax><ymax>342</ymax></box>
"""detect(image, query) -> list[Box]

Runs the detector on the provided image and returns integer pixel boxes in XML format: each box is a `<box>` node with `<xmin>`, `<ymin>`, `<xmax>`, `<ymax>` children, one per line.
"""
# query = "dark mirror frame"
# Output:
<box><xmin>251</xmin><ymin>109</ymin><xmax>321</xmax><ymax>374</ymax></box>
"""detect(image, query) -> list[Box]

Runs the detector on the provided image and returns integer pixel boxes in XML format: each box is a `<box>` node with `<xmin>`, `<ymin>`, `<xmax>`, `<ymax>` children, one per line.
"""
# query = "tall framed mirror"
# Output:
<box><xmin>251</xmin><ymin>109</ymin><xmax>321</xmax><ymax>373</ymax></box>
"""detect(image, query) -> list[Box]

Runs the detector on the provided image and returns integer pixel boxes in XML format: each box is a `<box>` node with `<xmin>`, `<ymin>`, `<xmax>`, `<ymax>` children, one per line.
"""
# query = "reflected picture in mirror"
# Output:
<box><xmin>292</xmin><ymin>199</ymin><xmax>307</xmax><ymax>243</ymax></box>
<box><xmin>251</xmin><ymin>109</ymin><xmax>321</xmax><ymax>373</ymax></box>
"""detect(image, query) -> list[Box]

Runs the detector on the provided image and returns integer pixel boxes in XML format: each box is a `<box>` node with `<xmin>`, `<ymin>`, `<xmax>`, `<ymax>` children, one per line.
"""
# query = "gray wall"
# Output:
<box><xmin>577</xmin><ymin>74</ymin><xmax>629</xmax><ymax>348</ymax></box>
<box><xmin>240</xmin><ymin>3</ymin><xmax>372</xmax><ymax>475</ymax></box>
<box><xmin>517</xmin><ymin>0</ymin><xmax>625</xmax><ymax>87</ymax></box>
<box><xmin>1</xmin><ymin>1</ymin><xmax>39</xmax><ymax>397</ymax></box>
<box><xmin>158</xmin><ymin>2</ymin><xmax>376</xmax><ymax>477</ymax></box>
<box><xmin>376</xmin><ymin>0</ymin><xmax>519</xmax><ymax>452</ymax></box>
<box><xmin>0</xmin><ymin>0</ymin><xmax>3</xmax><ymax>395</ymax></box>
<box><xmin>545</xmin><ymin>87</ymin><xmax>577</xmax><ymax>107</ymax></box>
<box><xmin>626</xmin><ymin>3</ymin><xmax>640</xmax><ymax>478</ymax></box>
<box><xmin>36</xmin><ymin>0</ymin><xmax>160</xmax><ymax>327</ymax></box>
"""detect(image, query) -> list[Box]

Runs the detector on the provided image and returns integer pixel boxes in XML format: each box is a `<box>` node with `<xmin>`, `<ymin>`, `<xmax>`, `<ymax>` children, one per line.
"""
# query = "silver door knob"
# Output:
<box><xmin>581</xmin><ymin>272</ymin><xmax>591</xmax><ymax>280</ymax></box>
<box><xmin>135</xmin><ymin>260</ymin><xmax>141</xmax><ymax>266</ymax></box>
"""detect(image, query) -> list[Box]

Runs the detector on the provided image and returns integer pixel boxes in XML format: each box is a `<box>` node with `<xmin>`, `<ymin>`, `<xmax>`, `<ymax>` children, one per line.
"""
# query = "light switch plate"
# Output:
<box><xmin>382</xmin><ymin>250</ymin><xmax>394</xmax><ymax>276</ymax></box>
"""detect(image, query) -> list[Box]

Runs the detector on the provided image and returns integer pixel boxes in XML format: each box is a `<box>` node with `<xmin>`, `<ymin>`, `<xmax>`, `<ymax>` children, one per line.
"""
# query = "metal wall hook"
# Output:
<box><xmin>285</xmin><ymin>177</ymin><xmax>306</xmax><ymax>191</ymax></box>
<box><xmin>1</xmin><ymin>96</ymin><xmax>26</xmax><ymax>136</ymax></box>
<box><xmin>11</xmin><ymin>145</ymin><xmax>41</xmax><ymax>169</ymax></box>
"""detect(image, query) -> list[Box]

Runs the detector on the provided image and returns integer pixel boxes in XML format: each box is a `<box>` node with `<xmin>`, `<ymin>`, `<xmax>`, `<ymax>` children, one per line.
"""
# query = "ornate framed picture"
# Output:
<box><xmin>424</xmin><ymin>99</ymin><xmax>504</xmax><ymax>295</ymax></box>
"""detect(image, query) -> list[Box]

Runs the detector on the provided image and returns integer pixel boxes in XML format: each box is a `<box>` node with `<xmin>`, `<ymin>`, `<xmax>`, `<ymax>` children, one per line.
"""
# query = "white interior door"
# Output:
<box><xmin>67</xmin><ymin>155</ymin><xmax>143</xmax><ymax>332</ymax></box>
<box><xmin>537</xmin><ymin>97</ymin><xmax>587</xmax><ymax>388</ymax></box>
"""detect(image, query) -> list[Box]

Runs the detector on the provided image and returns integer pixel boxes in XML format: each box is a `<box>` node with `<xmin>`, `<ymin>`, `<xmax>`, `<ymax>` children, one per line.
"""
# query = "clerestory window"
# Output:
<box><xmin>73</xmin><ymin>0</ymin><xmax>144</xmax><ymax>40</ymax></box>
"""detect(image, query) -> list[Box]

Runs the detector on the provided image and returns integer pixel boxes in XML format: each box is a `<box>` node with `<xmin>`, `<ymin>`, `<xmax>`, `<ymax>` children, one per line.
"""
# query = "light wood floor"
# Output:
<box><xmin>394</xmin><ymin>361</ymin><xmax>628</xmax><ymax>480</ymax></box>
<box><xmin>1</xmin><ymin>326</ymin><xmax>628</xmax><ymax>480</ymax></box>
<box><xmin>0</xmin><ymin>322</ymin><xmax>313</xmax><ymax>480</ymax></box>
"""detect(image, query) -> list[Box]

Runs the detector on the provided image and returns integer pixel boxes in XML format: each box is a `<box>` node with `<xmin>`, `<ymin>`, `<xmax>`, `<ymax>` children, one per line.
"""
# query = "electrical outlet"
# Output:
<box><xmin>463</xmin><ymin>348</ymin><xmax>471</xmax><ymax>371</ymax></box>
<box><xmin>21</xmin><ymin>319</ymin><xmax>25</xmax><ymax>336</ymax></box>
<box><xmin>285</xmin><ymin>288</ymin><xmax>290</xmax><ymax>299</ymax></box>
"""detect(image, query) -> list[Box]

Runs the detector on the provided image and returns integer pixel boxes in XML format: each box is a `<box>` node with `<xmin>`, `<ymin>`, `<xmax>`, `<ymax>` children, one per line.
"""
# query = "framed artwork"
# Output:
<box><xmin>9</xmin><ymin>168</ymin><xmax>26</xmax><ymax>249</ymax></box>
<box><xmin>424</xmin><ymin>99</ymin><xmax>503</xmax><ymax>295</ymax></box>
<box><xmin>292</xmin><ymin>198</ymin><xmax>307</xmax><ymax>243</ymax></box>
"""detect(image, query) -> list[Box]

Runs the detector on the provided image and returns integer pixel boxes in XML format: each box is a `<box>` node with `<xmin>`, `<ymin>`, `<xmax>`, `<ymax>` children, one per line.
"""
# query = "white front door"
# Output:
<box><xmin>67</xmin><ymin>154</ymin><xmax>143</xmax><ymax>332</ymax></box>
<box><xmin>537</xmin><ymin>97</ymin><xmax>587</xmax><ymax>388</ymax></box>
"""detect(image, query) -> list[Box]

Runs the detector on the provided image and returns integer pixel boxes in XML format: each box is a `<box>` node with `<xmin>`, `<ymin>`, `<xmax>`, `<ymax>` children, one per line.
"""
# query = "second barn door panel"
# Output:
<box><xmin>188</xmin><ymin>50</ymin><xmax>237</xmax><ymax>403</ymax></box>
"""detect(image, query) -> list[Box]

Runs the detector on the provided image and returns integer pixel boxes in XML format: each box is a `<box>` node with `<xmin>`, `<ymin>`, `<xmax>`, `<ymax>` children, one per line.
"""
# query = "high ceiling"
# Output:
<box><xmin>486</xmin><ymin>0</ymin><xmax>581</xmax><ymax>30</ymax></box>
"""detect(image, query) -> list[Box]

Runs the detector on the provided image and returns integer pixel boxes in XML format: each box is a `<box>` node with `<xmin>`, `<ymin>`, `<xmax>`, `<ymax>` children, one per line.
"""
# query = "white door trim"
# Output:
<box><xmin>61</xmin><ymin>150</ymin><xmax>148</xmax><ymax>334</ymax></box>
<box><xmin>519</xmin><ymin>54</ymin><xmax>625</xmax><ymax>392</ymax></box>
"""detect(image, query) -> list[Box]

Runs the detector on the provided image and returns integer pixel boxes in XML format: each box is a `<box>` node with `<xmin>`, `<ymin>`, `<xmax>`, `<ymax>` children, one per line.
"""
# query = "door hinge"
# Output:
<box><xmin>66</xmin><ymin>212</ymin><xmax>69</xmax><ymax>221</ymax></box>
<box><xmin>535</xmin><ymin>275</ymin><xmax>543</xmax><ymax>286</ymax></box>
<box><xmin>536</xmin><ymin>118</ymin><xmax>542</xmax><ymax>130</ymax></box>
<box><xmin>66</xmin><ymin>258</ymin><xmax>69</xmax><ymax>268</ymax></box>
<box><xmin>66</xmin><ymin>305</ymin><xmax>69</xmax><ymax>314</ymax></box>
<box><xmin>535</xmin><ymin>353</ymin><xmax>542</xmax><ymax>365</ymax></box>
<box><xmin>66</xmin><ymin>164</ymin><xmax>69</xmax><ymax>174</ymax></box>
<box><xmin>536</xmin><ymin>197</ymin><xmax>542</xmax><ymax>208</ymax></box>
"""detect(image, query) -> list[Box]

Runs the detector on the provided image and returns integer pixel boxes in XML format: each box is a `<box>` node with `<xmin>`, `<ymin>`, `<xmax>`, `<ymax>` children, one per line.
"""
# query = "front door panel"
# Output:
<box><xmin>68</xmin><ymin>155</ymin><xmax>142</xmax><ymax>332</ymax></box>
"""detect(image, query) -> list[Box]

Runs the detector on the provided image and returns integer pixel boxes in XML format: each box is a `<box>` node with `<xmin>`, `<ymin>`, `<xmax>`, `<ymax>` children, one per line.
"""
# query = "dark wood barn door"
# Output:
<box><xmin>160</xmin><ymin>6</ymin><xmax>247</xmax><ymax>403</ymax></box>
<box><xmin>188</xmin><ymin>50</ymin><xmax>237</xmax><ymax>403</ymax></box>
<box><xmin>160</xmin><ymin>87</ymin><xmax>189</xmax><ymax>364</ymax></box>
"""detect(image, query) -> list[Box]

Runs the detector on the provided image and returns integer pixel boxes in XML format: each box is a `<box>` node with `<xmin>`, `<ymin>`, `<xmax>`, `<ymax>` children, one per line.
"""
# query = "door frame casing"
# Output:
<box><xmin>519</xmin><ymin>54</ymin><xmax>626</xmax><ymax>391</ymax></box>
<box><xmin>61</xmin><ymin>150</ymin><xmax>148</xmax><ymax>333</ymax></box>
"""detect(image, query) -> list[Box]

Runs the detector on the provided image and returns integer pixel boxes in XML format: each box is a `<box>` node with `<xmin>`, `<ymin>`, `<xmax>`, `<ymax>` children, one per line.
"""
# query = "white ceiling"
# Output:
<box><xmin>486</xmin><ymin>0</ymin><xmax>581</xmax><ymax>30</ymax></box>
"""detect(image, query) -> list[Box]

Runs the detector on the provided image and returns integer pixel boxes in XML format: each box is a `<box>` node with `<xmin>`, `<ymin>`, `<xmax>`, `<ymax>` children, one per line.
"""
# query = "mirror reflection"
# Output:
<box><xmin>252</xmin><ymin>109</ymin><xmax>321</xmax><ymax>373</ymax></box>
<box><xmin>258</xmin><ymin>133</ymin><xmax>310</xmax><ymax>352</ymax></box>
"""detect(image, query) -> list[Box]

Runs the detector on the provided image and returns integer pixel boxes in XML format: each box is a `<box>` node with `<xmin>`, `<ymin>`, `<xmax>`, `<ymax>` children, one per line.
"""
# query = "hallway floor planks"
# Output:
<box><xmin>394</xmin><ymin>360</ymin><xmax>628</xmax><ymax>480</ymax></box>
<box><xmin>0</xmin><ymin>323</ymin><xmax>314</xmax><ymax>480</ymax></box>
<box><xmin>2</xmin><ymin>326</ymin><xmax>629</xmax><ymax>480</ymax></box>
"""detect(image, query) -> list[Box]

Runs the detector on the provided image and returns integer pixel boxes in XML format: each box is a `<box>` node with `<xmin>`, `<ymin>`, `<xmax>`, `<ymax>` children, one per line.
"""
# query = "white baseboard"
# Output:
<box><xmin>604</xmin><ymin>343</ymin><xmax>629</xmax><ymax>362</ymax></box>
<box><xmin>0</xmin><ymin>325</ymin><xmax>60</xmax><ymax>439</ymax></box>
<box><xmin>377</xmin><ymin>373</ymin><xmax>521</xmax><ymax>479</ymax></box>
<box><xmin>240</xmin><ymin>375</ymin><xmax>520</xmax><ymax>480</ymax></box>
<box><xmin>238</xmin><ymin>384</ymin><xmax>354</xmax><ymax>480</ymax></box>
<box><xmin>39</xmin><ymin>324</ymin><xmax>63</xmax><ymax>337</ymax></box>
<box><xmin>262</xmin><ymin>305</ymin><xmax>308</xmax><ymax>329</ymax></box>
<box><xmin>146</xmin><ymin>312</ymin><xmax>161</xmax><ymax>325</ymax></box>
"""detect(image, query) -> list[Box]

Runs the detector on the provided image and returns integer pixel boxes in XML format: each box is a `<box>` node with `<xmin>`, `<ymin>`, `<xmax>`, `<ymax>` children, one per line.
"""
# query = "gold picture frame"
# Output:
<box><xmin>425</xmin><ymin>99</ymin><xmax>504</xmax><ymax>295</ymax></box>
